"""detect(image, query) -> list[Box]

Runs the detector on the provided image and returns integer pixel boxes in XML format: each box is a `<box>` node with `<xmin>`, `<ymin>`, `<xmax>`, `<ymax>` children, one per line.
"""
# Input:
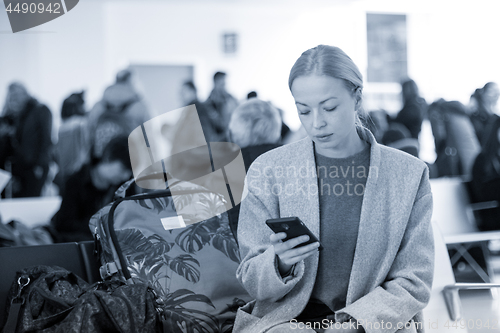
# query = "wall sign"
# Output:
<box><xmin>223</xmin><ymin>33</ymin><xmax>238</xmax><ymax>54</ymax></box>
<box><xmin>367</xmin><ymin>13</ymin><xmax>408</xmax><ymax>83</ymax></box>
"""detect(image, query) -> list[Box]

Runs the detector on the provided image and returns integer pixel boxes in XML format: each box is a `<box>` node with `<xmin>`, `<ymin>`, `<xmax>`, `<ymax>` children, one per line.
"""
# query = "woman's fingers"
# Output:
<box><xmin>270</xmin><ymin>233</ymin><xmax>320</xmax><ymax>272</ymax></box>
<box><xmin>283</xmin><ymin>235</ymin><xmax>311</xmax><ymax>250</ymax></box>
<box><xmin>278</xmin><ymin>241</ymin><xmax>320</xmax><ymax>263</ymax></box>
<box><xmin>270</xmin><ymin>233</ymin><xmax>308</xmax><ymax>250</ymax></box>
<box><xmin>275</xmin><ymin>241</ymin><xmax>320</xmax><ymax>275</ymax></box>
<box><xmin>284</xmin><ymin>241</ymin><xmax>320</xmax><ymax>258</ymax></box>
<box><xmin>271</xmin><ymin>233</ymin><xmax>320</xmax><ymax>276</ymax></box>
<box><xmin>269</xmin><ymin>232</ymin><xmax>287</xmax><ymax>245</ymax></box>
<box><xmin>279</xmin><ymin>243</ymin><xmax>320</xmax><ymax>266</ymax></box>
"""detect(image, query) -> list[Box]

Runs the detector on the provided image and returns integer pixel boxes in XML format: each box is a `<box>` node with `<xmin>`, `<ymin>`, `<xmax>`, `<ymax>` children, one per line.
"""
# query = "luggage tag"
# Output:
<box><xmin>160</xmin><ymin>215</ymin><xmax>186</xmax><ymax>230</ymax></box>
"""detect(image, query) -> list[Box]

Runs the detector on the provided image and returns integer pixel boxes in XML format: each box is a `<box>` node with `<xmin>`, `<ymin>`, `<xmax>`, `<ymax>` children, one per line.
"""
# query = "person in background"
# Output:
<box><xmin>245</xmin><ymin>90</ymin><xmax>291</xmax><ymax>144</ymax></box>
<box><xmin>429</xmin><ymin>99</ymin><xmax>481</xmax><ymax>177</ymax></box>
<box><xmin>470</xmin><ymin>116</ymin><xmax>500</xmax><ymax>231</ymax></box>
<box><xmin>467</xmin><ymin>89</ymin><xmax>482</xmax><ymax>115</ymax></box>
<box><xmin>381</xmin><ymin>122</ymin><xmax>419</xmax><ymax>158</ymax></box>
<box><xmin>53</xmin><ymin>91</ymin><xmax>89</xmax><ymax>196</ymax></box>
<box><xmin>276</xmin><ymin>107</ymin><xmax>292</xmax><ymax>144</ymax></box>
<box><xmin>50</xmin><ymin>136</ymin><xmax>132</xmax><ymax>242</ymax></box>
<box><xmin>180</xmin><ymin>80</ymin><xmax>225</xmax><ymax>143</ymax></box>
<box><xmin>382</xmin><ymin>120</ymin><xmax>440</xmax><ymax>179</ymax></box>
<box><xmin>482</xmin><ymin>82</ymin><xmax>500</xmax><ymax>115</ymax></box>
<box><xmin>0</xmin><ymin>82</ymin><xmax>53</xmax><ymax>198</ymax></box>
<box><xmin>247</xmin><ymin>91</ymin><xmax>258</xmax><ymax>99</ymax></box>
<box><xmin>229</xmin><ymin>98</ymin><xmax>282</xmax><ymax>171</ymax></box>
<box><xmin>469</xmin><ymin>88</ymin><xmax>486</xmax><ymax>142</ymax></box>
<box><xmin>205</xmin><ymin>71</ymin><xmax>238</xmax><ymax>140</ymax></box>
<box><xmin>366</xmin><ymin>109</ymin><xmax>390</xmax><ymax>143</ymax></box>
<box><xmin>470</xmin><ymin>82</ymin><xmax>500</xmax><ymax>146</ymax></box>
<box><xmin>226</xmin><ymin>98</ymin><xmax>283</xmax><ymax>238</ymax></box>
<box><xmin>394</xmin><ymin>79</ymin><xmax>428</xmax><ymax>140</ymax></box>
<box><xmin>87</xmin><ymin>69</ymin><xmax>150</xmax><ymax>159</ymax></box>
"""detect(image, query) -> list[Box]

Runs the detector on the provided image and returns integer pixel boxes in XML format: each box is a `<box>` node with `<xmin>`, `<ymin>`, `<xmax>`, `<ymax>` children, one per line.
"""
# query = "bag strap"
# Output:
<box><xmin>3</xmin><ymin>300</ymin><xmax>23</xmax><ymax>333</ymax></box>
<box><xmin>106</xmin><ymin>188</ymin><xmax>214</xmax><ymax>280</ymax></box>
<box><xmin>114</xmin><ymin>172</ymin><xmax>185</xmax><ymax>200</ymax></box>
<box><xmin>3</xmin><ymin>275</ymin><xmax>30</xmax><ymax>333</ymax></box>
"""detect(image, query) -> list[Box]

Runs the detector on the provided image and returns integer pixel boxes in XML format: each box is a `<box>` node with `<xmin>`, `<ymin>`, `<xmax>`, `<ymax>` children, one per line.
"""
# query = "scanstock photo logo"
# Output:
<box><xmin>128</xmin><ymin>104</ymin><xmax>248</xmax><ymax>228</ymax></box>
<box><xmin>4</xmin><ymin>0</ymin><xmax>79</xmax><ymax>33</ymax></box>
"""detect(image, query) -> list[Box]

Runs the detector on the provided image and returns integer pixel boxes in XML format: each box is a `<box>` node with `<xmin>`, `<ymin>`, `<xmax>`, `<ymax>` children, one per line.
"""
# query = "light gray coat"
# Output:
<box><xmin>234</xmin><ymin>129</ymin><xmax>434</xmax><ymax>333</ymax></box>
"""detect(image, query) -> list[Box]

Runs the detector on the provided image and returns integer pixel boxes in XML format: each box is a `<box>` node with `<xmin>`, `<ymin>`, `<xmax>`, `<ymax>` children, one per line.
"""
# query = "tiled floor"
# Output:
<box><xmin>460</xmin><ymin>290</ymin><xmax>500</xmax><ymax>333</ymax></box>
<box><xmin>456</xmin><ymin>253</ymin><xmax>500</xmax><ymax>332</ymax></box>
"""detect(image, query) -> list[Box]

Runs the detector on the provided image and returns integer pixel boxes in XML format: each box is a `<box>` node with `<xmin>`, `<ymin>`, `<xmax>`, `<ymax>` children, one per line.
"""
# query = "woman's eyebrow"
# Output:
<box><xmin>319</xmin><ymin>97</ymin><xmax>337</xmax><ymax>104</ymax></box>
<box><xmin>295</xmin><ymin>97</ymin><xmax>337</xmax><ymax>106</ymax></box>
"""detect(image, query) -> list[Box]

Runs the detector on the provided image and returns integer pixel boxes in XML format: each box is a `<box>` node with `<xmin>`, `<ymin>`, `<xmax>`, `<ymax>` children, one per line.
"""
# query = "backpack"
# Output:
<box><xmin>90</xmin><ymin>99</ymin><xmax>137</xmax><ymax>159</ymax></box>
<box><xmin>89</xmin><ymin>178</ymin><xmax>251</xmax><ymax>333</ymax></box>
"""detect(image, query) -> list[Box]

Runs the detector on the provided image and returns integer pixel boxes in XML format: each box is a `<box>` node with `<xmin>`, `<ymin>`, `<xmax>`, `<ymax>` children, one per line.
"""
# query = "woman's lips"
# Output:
<box><xmin>315</xmin><ymin>133</ymin><xmax>333</xmax><ymax>141</ymax></box>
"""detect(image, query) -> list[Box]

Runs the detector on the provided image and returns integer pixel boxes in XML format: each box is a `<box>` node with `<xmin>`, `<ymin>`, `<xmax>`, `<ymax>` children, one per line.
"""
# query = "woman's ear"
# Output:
<box><xmin>354</xmin><ymin>87</ymin><xmax>362</xmax><ymax>111</ymax></box>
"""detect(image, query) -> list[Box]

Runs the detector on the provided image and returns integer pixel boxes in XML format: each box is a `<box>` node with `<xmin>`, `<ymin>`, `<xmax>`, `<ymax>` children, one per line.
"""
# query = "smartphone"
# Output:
<box><xmin>265</xmin><ymin>217</ymin><xmax>323</xmax><ymax>251</ymax></box>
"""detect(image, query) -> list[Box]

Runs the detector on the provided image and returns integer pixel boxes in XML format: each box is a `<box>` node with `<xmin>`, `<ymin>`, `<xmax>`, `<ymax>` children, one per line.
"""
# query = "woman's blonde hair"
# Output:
<box><xmin>288</xmin><ymin>45</ymin><xmax>370</xmax><ymax>140</ymax></box>
<box><xmin>229</xmin><ymin>99</ymin><xmax>282</xmax><ymax>148</ymax></box>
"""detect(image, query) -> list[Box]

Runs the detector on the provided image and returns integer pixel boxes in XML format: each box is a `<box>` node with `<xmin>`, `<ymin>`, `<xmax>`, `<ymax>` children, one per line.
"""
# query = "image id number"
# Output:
<box><xmin>445</xmin><ymin>319</ymin><xmax>498</xmax><ymax>330</ymax></box>
<box><xmin>6</xmin><ymin>2</ymin><xmax>61</xmax><ymax>14</ymax></box>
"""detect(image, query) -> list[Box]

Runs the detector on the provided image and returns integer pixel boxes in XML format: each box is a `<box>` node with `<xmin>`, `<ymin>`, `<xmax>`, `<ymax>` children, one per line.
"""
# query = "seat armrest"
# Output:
<box><xmin>442</xmin><ymin>283</ymin><xmax>500</xmax><ymax>321</ymax></box>
<box><xmin>469</xmin><ymin>201</ymin><xmax>498</xmax><ymax>211</ymax></box>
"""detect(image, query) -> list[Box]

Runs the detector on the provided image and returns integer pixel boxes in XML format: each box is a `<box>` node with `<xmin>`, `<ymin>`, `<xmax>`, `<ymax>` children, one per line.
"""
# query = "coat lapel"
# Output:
<box><xmin>346</xmin><ymin>131</ymin><xmax>383</xmax><ymax>303</ymax></box>
<box><xmin>300</xmin><ymin>138</ymin><xmax>320</xmax><ymax>237</ymax></box>
<box><xmin>280</xmin><ymin>137</ymin><xmax>320</xmax><ymax>237</ymax></box>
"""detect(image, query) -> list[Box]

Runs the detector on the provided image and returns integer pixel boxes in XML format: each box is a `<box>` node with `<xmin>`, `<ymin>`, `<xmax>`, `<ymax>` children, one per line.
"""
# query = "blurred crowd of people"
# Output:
<box><xmin>1</xmin><ymin>70</ymin><xmax>499</xmax><ymax>241</ymax></box>
<box><xmin>367</xmin><ymin>80</ymin><xmax>500</xmax><ymax>231</ymax></box>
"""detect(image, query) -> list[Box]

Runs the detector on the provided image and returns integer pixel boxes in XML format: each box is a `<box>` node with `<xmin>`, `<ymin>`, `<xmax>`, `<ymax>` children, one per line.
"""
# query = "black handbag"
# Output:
<box><xmin>2</xmin><ymin>265</ymin><xmax>160</xmax><ymax>333</ymax></box>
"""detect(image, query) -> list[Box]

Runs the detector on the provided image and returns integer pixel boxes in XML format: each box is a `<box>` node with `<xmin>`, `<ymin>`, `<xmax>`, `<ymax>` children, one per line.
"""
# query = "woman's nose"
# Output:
<box><xmin>312</xmin><ymin>109</ymin><xmax>326</xmax><ymax>129</ymax></box>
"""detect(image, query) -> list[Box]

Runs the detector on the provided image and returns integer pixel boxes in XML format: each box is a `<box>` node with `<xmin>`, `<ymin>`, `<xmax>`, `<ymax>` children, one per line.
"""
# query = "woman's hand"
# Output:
<box><xmin>270</xmin><ymin>232</ymin><xmax>320</xmax><ymax>276</ymax></box>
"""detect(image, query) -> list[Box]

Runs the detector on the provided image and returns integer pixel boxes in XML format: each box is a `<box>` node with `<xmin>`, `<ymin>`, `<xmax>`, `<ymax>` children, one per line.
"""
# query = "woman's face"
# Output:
<box><xmin>291</xmin><ymin>75</ymin><xmax>360</xmax><ymax>157</ymax></box>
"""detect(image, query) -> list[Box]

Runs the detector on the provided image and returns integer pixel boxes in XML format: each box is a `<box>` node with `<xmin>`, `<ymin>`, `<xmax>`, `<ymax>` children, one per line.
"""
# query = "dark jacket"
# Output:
<box><xmin>192</xmin><ymin>99</ymin><xmax>226</xmax><ymax>143</ymax></box>
<box><xmin>52</xmin><ymin>164</ymin><xmax>118</xmax><ymax>242</ymax></box>
<box><xmin>11</xmin><ymin>98</ymin><xmax>53</xmax><ymax>169</ymax></box>
<box><xmin>470</xmin><ymin>107</ymin><xmax>494</xmax><ymax>146</ymax></box>
<box><xmin>2</xmin><ymin>98</ymin><xmax>53</xmax><ymax>197</ymax></box>
<box><xmin>395</xmin><ymin>97</ymin><xmax>427</xmax><ymax>139</ymax></box>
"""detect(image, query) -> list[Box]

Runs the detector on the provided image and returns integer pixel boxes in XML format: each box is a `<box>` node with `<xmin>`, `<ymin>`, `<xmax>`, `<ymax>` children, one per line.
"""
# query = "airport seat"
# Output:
<box><xmin>0</xmin><ymin>196</ymin><xmax>62</xmax><ymax>228</ymax></box>
<box><xmin>0</xmin><ymin>241</ymin><xmax>100</xmax><ymax>328</ymax></box>
<box><xmin>79</xmin><ymin>240</ymin><xmax>101</xmax><ymax>284</ymax></box>
<box><xmin>425</xmin><ymin>222</ymin><xmax>500</xmax><ymax>332</ymax></box>
<box><xmin>429</xmin><ymin>177</ymin><xmax>500</xmax><ymax>283</ymax></box>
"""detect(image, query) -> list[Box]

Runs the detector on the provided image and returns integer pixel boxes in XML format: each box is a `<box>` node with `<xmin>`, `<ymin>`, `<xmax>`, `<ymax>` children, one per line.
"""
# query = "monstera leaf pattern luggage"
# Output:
<box><xmin>89</xmin><ymin>179</ymin><xmax>251</xmax><ymax>333</ymax></box>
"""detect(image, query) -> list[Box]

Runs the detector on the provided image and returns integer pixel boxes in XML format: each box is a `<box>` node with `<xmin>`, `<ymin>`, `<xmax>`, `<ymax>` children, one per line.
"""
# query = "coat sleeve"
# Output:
<box><xmin>236</xmin><ymin>159</ymin><xmax>306</xmax><ymax>303</ymax></box>
<box><xmin>335</xmin><ymin>167</ymin><xmax>434</xmax><ymax>333</ymax></box>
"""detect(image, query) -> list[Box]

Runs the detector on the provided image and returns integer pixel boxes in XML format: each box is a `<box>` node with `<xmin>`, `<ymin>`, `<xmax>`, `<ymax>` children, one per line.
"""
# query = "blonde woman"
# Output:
<box><xmin>234</xmin><ymin>45</ymin><xmax>434</xmax><ymax>333</ymax></box>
